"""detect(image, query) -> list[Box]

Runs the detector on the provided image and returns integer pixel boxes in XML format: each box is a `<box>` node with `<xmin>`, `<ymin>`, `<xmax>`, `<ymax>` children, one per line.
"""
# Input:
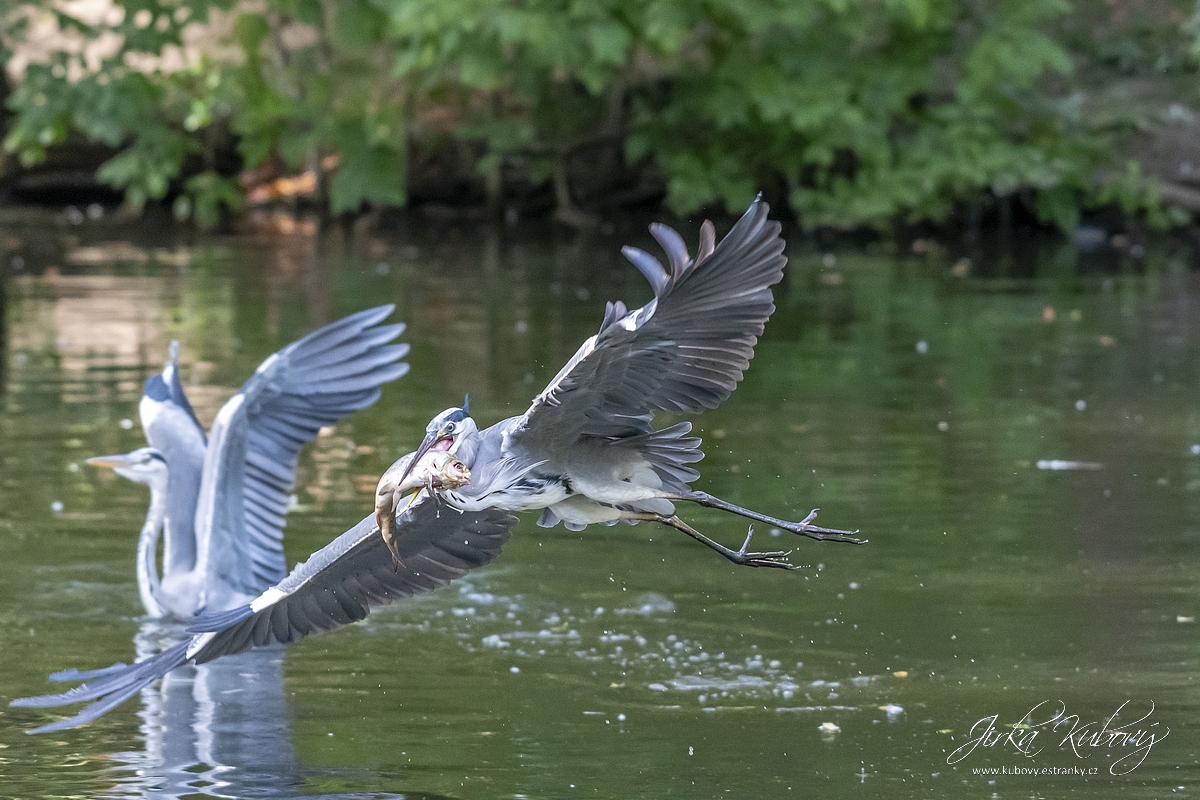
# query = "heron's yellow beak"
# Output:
<box><xmin>86</xmin><ymin>454</ymin><xmax>135</xmax><ymax>469</ymax></box>
<box><xmin>398</xmin><ymin>430</ymin><xmax>441</xmax><ymax>485</ymax></box>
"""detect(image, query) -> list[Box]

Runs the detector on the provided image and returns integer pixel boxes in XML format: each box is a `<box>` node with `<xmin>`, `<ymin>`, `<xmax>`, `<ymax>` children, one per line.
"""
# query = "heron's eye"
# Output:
<box><xmin>445</xmin><ymin>422</ymin><xmax>457</xmax><ymax>434</ymax></box>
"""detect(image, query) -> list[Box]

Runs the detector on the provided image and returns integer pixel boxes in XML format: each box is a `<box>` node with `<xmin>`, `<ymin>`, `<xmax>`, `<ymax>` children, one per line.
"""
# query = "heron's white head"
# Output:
<box><xmin>424</xmin><ymin>398</ymin><xmax>477</xmax><ymax>453</ymax></box>
<box><xmin>87</xmin><ymin>447</ymin><xmax>168</xmax><ymax>487</ymax></box>
<box><xmin>401</xmin><ymin>396</ymin><xmax>478</xmax><ymax>484</ymax></box>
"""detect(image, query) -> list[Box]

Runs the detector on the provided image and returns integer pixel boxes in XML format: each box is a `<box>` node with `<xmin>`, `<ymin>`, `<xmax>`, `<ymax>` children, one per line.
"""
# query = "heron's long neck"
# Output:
<box><xmin>452</xmin><ymin>429</ymin><xmax>481</xmax><ymax>467</ymax></box>
<box><xmin>137</xmin><ymin>480</ymin><xmax>169</xmax><ymax>618</ymax></box>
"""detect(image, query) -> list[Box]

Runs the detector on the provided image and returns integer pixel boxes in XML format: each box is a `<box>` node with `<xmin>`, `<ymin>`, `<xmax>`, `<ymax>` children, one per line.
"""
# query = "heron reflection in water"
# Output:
<box><xmin>106</xmin><ymin>624</ymin><xmax>295</xmax><ymax>798</ymax></box>
<box><xmin>15</xmin><ymin>197</ymin><xmax>864</xmax><ymax>733</ymax></box>
<box><xmin>87</xmin><ymin>306</ymin><xmax>410</xmax><ymax>617</ymax></box>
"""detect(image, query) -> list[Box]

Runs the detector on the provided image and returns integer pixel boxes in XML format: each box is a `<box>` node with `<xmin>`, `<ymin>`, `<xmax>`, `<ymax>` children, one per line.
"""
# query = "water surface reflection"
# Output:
<box><xmin>1</xmin><ymin>210</ymin><xmax>1199</xmax><ymax>798</ymax></box>
<box><xmin>113</xmin><ymin>625</ymin><xmax>293</xmax><ymax>798</ymax></box>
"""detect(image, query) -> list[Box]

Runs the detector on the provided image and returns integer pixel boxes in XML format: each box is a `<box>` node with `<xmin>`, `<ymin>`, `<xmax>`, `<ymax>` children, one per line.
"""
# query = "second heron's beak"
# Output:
<box><xmin>86</xmin><ymin>454</ymin><xmax>136</xmax><ymax>470</ymax></box>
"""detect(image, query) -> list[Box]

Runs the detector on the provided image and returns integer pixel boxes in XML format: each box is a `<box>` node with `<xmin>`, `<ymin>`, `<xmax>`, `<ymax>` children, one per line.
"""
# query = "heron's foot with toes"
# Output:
<box><xmin>784</xmin><ymin>509</ymin><xmax>866</xmax><ymax>544</ymax></box>
<box><xmin>679</xmin><ymin>492</ymin><xmax>866</xmax><ymax>545</ymax></box>
<box><xmin>636</xmin><ymin>513</ymin><xmax>799</xmax><ymax>569</ymax></box>
<box><xmin>718</xmin><ymin>526</ymin><xmax>799</xmax><ymax>570</ymax></box>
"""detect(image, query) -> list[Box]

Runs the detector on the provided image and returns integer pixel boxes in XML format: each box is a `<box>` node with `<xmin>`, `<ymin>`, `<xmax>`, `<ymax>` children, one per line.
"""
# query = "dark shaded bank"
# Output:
<box><xmin>0</xmin><ymin>237</ymin><xmax>5</xmax><ymax>396</ymax></box>
<box><xmin>3</xmin><ymin>128</ymin><xmax>1199</xmax><ymax>241</ymax></box>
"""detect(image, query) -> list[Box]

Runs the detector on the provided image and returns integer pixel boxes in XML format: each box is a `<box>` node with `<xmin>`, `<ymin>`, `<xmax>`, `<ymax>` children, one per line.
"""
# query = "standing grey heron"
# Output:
<box><xmin>89</xmin><ymin>306</ymin><xmax>410</xmax><ymax>617</ymax></box>
<box><xmin>13</xmin><ymin>449</ymin><xmax>527</xmax><ymax>733</ymax></box>
<box><xmin>384</xmin><ymin>197</ymin><xmax>863</xmax><ymax>569</ymax></box>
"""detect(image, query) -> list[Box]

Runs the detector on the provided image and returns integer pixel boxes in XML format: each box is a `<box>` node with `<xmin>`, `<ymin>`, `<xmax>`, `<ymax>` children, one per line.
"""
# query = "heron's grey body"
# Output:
<box><xmin>105</xmin><ymin>306</ymin><xmax>410</xmax><ymax>617</ymax></box>
<box><xmin>138</xmin><ymin>343</ymin><xmax>207</xmax><ymax>603</ymax></box>
<box><xmin>13</xmin><ymin>466</ymin><xmax>520</xmax><ymax>733</ymax></box>
<box><xmin>406</xmin><ymin>198</ymin><xmax>862</xmax><ymax>566</ymax></box>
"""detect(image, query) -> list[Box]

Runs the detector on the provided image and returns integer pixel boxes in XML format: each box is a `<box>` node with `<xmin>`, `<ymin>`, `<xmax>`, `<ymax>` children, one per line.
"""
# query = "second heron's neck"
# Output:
<box><xmin>137</xmin><ymin>481</ymin><xmax>169</xmax><ymax>618</ymax></box>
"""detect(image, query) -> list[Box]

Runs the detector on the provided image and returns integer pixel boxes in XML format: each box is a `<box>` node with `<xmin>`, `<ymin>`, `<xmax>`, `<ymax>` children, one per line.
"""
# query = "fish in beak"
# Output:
<box><xmin>375</xmin><ymin>449</ymin><xmax>471</xmax><ymax>571</ymax></box>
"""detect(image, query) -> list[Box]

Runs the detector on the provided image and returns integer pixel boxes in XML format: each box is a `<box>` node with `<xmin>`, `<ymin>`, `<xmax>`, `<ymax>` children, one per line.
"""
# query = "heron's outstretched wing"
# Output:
<box><xmin>512</xmin><ymin>196</ymin><xmax>785</xmax><ymax>449</ymax></box>
<box><xmin>12</xmin><ymin>499</ymin><xmax>516</xmax><ymax>733</ymax></box>
<box><xmin>200</xmin><ymin>306</ymin><xmax>411</xmax><ymax>594</ymax></box>
<box><xmin>11</xmin><ymin>641</ymin><xmax>193</xmax><ymax>734</ymax></box>
<box><xmin>188</xmin><ymin>501</ymin><xmax>515</xmax><ymax>653</ymax></box>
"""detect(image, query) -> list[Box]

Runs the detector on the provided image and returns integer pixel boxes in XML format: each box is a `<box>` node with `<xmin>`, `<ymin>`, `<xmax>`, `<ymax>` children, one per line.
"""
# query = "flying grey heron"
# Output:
<box><xmin>13</xmin><ymin>450</ymin><xmax>527</xmax><ymax>733</ymax></box>
<box><xmin>386</xmin><ymin>197</ymin><xmax>864</xmax><ymax>569</ymax></box>
<box><xmin>90</xmin><ymin>306</ymin><xmax>410</xmax><ymax>617</ymax></box>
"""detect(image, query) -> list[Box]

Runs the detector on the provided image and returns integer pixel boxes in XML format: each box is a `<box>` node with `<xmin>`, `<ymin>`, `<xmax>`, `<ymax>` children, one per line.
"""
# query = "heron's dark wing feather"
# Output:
<box><xmin>204</xmin><ymin>306</ymin><xmax>410</xmax><ymax>592</ymax></box>
<box><xmin>637</xmin><ymin>204</ymin><xmax>784</xmax><ymax>411</ymax></box>
<box><xmin>512</xmin><ymin>197</ymin><xmax>784</xmax><ymax>450</ymax></box>
<box><xmin>187</xmin><ymin>500</ymin><xmax>515</xmax><ymax>659</ymax></box>
<box><xmin>10</xmin><ymin>641</ymin><xmax>192</xmax><ymax>734</ymax></box>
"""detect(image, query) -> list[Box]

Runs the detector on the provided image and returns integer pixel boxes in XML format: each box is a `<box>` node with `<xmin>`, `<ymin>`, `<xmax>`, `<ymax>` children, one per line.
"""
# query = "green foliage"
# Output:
<box><xmin>175</xmin><ymin>171</ymin><xmax>244</xmax><ymax>226</ymax></box>
<box><xmin>1</xmin><ymin>0</ymin><xmax>240</xmax><ymax>218</ymax></box>
<box><xmin>0</xmin><ymin>0</ymin><xmax>1183</xmax><ymax>228</ymax></box>
<box><xmin>328</xmin><ymin>121</ymin><xmax>405</xmax><ymax>213</ymax></box>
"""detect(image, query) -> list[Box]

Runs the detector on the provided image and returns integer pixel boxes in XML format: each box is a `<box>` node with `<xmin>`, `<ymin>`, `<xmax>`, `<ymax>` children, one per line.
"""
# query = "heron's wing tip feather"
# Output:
<box><xmin>14</xmin><ymin>641</ymin><xmax>191</xmax><ymax>732</ymax></box>
<box><xmin>515</xmin><ymin>195</ymin><xmax>785</xmax><ymax>446</ymax></box>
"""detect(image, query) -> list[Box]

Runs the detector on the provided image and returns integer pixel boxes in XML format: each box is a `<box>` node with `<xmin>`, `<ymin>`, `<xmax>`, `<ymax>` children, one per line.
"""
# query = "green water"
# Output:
<box><xmin>0</xmin><ymin>208</ymin><xmax>1197</xmax><ymax>799</ymax></box>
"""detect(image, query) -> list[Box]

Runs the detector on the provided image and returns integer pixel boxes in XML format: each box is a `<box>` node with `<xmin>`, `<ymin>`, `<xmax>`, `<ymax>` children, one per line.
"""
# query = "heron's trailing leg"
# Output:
<box><xmin>669</xmin><ymin>491</ymin><xmax>866</xmax><ymax>544</ymax></box>
<box><xmin>624</xmin><ymin>512</ymin><xmax>798</xmax><ymax>570</ymax></box>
